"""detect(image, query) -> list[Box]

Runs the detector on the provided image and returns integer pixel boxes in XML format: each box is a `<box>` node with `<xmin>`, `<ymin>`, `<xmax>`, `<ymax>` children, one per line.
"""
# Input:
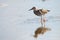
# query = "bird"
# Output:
<box><xmin>33</xmin><ymin>27</ymin><xmax>51</xmax><ymax>38</ymax></box>
<box><xmin>29</xmin><ymin>7</ymin><xmax>50</xmax><ymax>27</ymax></box>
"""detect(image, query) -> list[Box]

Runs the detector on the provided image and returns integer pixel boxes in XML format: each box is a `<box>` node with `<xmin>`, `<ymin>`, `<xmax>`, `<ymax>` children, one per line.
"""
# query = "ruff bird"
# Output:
<box><xmin>29</xmin><ymin>7</ymin><xmax>50</xmax><ymax>26</ymax></box>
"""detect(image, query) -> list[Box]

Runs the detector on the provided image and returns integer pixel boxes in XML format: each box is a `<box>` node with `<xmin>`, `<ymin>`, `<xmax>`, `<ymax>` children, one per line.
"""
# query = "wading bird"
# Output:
<box><xmin>29</xmin><ymin>7</ymin><xmax>50</xmax><ymax>26</ymax></box>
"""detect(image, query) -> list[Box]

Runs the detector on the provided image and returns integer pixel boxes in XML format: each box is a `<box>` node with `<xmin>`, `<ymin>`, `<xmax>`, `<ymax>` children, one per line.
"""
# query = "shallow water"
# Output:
<box><xmin>0</xmin><ymin>0</ymin><xmax>60</xmax><ymax>40</ymax></box>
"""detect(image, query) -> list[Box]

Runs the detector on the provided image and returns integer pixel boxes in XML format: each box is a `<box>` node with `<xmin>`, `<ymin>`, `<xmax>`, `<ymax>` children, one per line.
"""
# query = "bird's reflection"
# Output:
<box><xmin>33</xmin><ymin>27</ymin><xmax>51</xmax><ymax>38</ymax></box>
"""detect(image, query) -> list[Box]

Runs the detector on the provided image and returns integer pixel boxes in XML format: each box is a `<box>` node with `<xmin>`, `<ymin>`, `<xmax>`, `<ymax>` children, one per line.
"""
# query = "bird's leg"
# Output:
<box><xmin>41</xmin><ymin>15</ymin><xmax>43</xmax><ymax>27</ymax></box>
<box><xmin>43</xmin><ymin>15</ymin><xmax>46</xmax><ymax>28</ymax></box>
<box><xmin>41</xmin><ymin>15</ymin><xmax>46</xmax><ymax>34</ymax></box>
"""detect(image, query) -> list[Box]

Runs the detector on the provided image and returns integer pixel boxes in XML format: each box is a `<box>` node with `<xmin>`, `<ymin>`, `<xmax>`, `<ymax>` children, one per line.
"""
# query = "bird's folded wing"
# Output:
<box><xmin>42</xmin><ymin>9</ymin><xmax>48</xmax><ymax>13</ymax></box>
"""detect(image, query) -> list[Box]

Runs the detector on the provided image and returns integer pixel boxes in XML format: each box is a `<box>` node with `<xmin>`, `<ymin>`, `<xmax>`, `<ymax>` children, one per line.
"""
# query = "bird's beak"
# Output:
<box><xmin>28</xmin><ymin>8</ymin><xmax>32</xmax><ymax>11</ymax></box>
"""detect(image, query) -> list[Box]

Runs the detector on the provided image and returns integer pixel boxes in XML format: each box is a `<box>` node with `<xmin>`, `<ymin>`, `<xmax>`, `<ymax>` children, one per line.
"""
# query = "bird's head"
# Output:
<box><xmin>29</xmin><ymin>7</ymin><xmax>36</xmax><ymax>11</ymax></box>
